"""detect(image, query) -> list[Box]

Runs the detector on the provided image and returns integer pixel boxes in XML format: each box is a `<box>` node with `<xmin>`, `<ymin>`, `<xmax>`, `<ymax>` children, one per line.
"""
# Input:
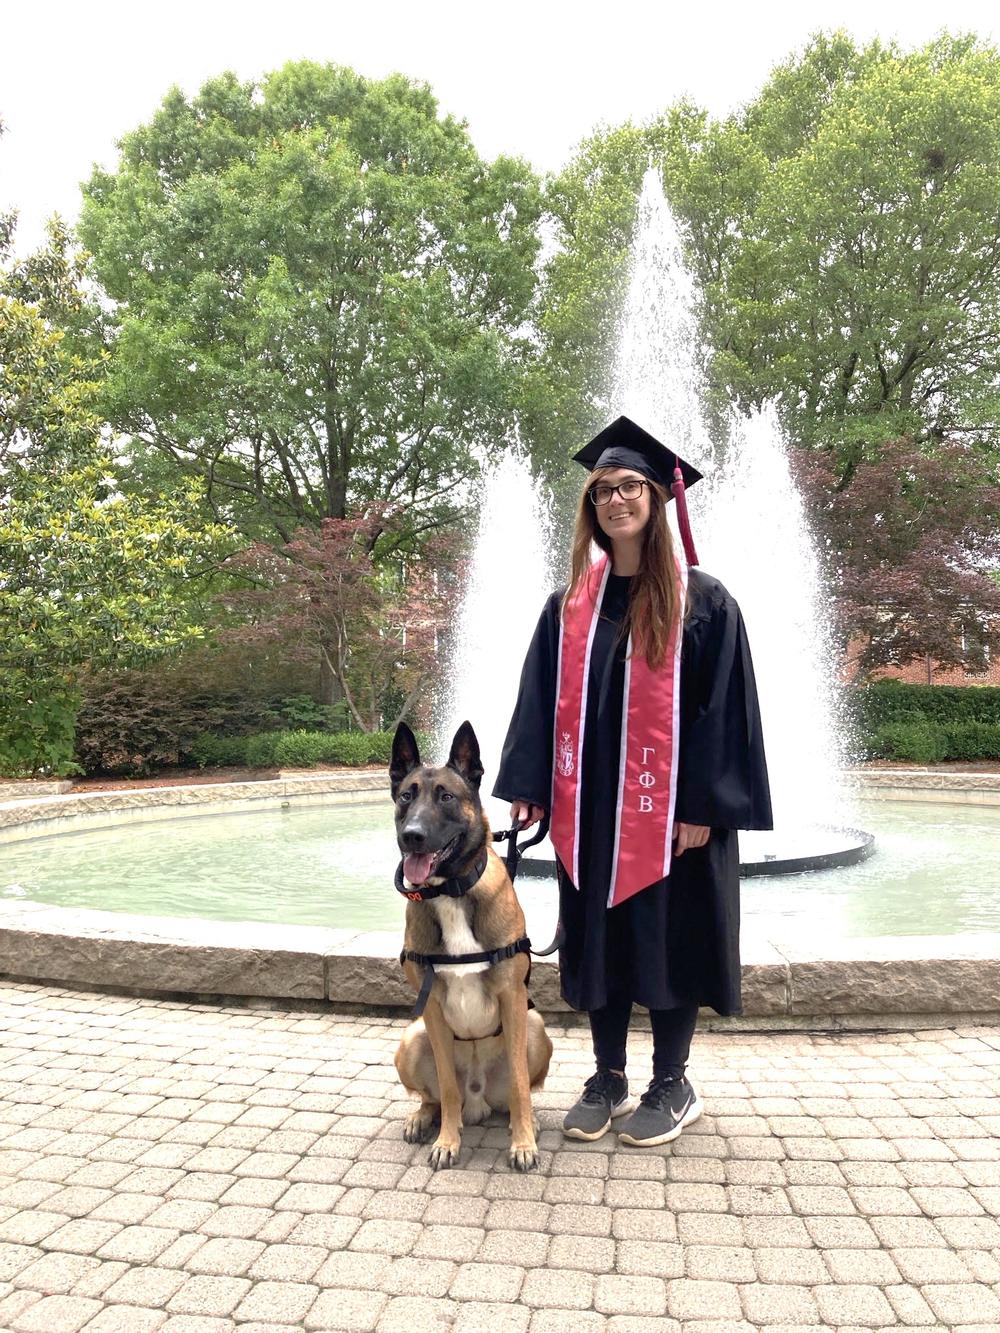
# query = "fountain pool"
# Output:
<box><xmin>2</xmin><ymin>795</ymin><xmax>998</xmax><ymax>943</ymax></box>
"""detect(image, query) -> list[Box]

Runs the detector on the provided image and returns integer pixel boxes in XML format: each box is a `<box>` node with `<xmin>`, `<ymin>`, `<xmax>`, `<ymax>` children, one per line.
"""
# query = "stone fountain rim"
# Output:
<box><xmin>1</xmin><ymin>770</ymin><xmax>999</xmax><ymax>1017</ymax></box>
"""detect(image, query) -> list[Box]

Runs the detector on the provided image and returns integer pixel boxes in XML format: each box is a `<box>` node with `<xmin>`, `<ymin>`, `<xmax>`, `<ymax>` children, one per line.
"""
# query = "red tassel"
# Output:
<box><xmin>671</xmin><ymin>466</ymin><xmax>699</xmax><ymax>567</ymax></box>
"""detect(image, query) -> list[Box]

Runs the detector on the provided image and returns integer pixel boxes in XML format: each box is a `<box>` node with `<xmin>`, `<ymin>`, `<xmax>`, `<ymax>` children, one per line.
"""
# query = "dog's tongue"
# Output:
<box><xmin>404</xmin><ymin>852</ymin><xmax>438</xmax><ymax>886</ymax></box>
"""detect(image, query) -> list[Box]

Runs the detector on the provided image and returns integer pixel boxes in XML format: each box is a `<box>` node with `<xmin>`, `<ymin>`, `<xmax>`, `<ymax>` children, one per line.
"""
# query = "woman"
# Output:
<box><xmin>493</xmin><ymin>416</ymin><xmax>771</xmax><ymax>1147</ymax></box>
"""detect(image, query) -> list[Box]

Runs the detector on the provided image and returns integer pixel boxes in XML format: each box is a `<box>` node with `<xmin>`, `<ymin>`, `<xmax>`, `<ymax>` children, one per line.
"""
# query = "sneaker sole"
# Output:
<box><xmin>563</xmin><ymin>1097</ymin><xmax>637</xmax><ymax>1141</ymax></box>
<box><xmin>617</xmin><ymin>1093</ymin><xmax>704</xmax><ymax>1147</ymax></box>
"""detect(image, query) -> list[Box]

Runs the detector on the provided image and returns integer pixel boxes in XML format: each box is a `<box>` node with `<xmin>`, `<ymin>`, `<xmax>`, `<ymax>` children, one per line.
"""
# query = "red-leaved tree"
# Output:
<box><xmin>794</xmin><ymin>438</ymin><xmax>1000</xmax><ymax>682</ymax></box>
<box><xmin>220</xmin><ymin>510</ymin><xmax>457</xmax><ymax>731</ymax></box>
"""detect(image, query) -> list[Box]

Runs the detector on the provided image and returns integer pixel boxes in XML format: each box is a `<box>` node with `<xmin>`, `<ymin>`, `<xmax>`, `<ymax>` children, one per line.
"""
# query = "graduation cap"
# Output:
<box><xmin>573</xmin><ymin>415</ymin><xmax>702</xmax><ymax>566</ymax></box>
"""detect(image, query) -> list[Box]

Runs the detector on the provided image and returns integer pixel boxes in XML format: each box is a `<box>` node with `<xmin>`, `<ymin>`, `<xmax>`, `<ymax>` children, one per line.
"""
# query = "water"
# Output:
<box><xmin>2</xmin><ymin>799</ymin><xmax>997</xmax><ymax>941</ymax></box>
<box><xmin>438</xmin><ymin>449</ymin><xmax>555</xmax><ymax>829</ymax></box>
<box><xmin>609</xmin><ymin>167</ymin><xmax>850</xmax><ymax>834</ymax></box>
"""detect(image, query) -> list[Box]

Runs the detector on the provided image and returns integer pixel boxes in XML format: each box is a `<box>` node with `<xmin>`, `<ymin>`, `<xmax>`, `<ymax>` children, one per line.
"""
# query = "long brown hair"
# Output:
<box><xmin>566</xmin><ymin>467</ymin><xmax>682</xmax><ymax>670</ymax></box>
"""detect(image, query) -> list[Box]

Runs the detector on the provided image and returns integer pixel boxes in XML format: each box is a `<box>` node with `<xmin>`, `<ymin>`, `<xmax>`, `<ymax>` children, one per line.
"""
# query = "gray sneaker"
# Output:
<box><xmin>616</xmin><ymin>1074</ymin><xmax>702</xmax><ymax>1147</ymax></box>
<box><xmin>562</xmin><ymin>1068</ymin><xmax>635</xmax><ymax>1141</ymax></box>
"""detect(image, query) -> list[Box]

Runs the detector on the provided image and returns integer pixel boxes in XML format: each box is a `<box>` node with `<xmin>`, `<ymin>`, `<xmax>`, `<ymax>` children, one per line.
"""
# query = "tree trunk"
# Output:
<box><xmin>318</xmin><ymin>650</ymin><xmax>343</xmax><ymax>707</ymax></box>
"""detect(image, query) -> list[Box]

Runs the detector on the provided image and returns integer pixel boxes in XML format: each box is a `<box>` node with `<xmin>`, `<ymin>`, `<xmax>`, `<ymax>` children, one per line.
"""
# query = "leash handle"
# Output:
<box><xmin>494</xmin><ymin>812</ymin><xmax>550</xmax><ymax>882</ymax></box>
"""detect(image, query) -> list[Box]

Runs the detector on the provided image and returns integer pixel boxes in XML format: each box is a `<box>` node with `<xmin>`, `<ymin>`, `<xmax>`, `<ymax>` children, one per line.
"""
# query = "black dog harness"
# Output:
<box><xmin>397</xmin><ymin>817</ymin><xmax>562</xmax><ymax>1023</ymax></box>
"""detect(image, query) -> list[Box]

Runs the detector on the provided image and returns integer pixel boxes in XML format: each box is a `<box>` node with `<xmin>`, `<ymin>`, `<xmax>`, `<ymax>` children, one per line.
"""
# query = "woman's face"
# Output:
<box><xmin>590</xmin><ymin>467</ymin><xmax>652</xmax><ymax>545</ymax></box>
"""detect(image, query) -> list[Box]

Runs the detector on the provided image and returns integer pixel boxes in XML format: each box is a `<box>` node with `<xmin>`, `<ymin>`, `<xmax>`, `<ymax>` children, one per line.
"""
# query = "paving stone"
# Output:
<box><xmin>7</xmin><ymin>987</ymin><xmax>1000</xmax><ymax>1333</ymax></box>
<box><xmin>813</xmin><ymin>1281</ymin><xmax>898</xmax><ymax>1326</ymax></box>
<box><xmin>739</xmin><ymin>1281</ymin><xmax>819</xmax><ymax>1324</ymax></box>
<box><xmin>231</xmin><ymin>1279</ymin><xmax>318</xmax><ymax>1323</ymax></box>
<box><xmin>82</xmin><ymin>1305</ymin><xmax>168</xmax><ymax>1332</ymax></box>
<box><xmin>594</xmin><ymin>1274</ymin><xmax>666</xmax><ymax>1316</ymax></box>
<box><xmin>526</xmin><ymin>1313</ymin><xmax>607</xmax><ymax>1333</ymax></box>
<box><xmin>684</xmin><ymin>1245</ymin><xmax>756</xmax><ymax>1283</ymax></box>
<box><xmin>452</xmin><ymin>1301</ymin><xmax>531</xmax><ymax>1332</ymax></box>
<box><xmin>822</xmin><ymin>1247</ymin><xmax>902</xmax><ymax>1285</ymax></box>
<box><xmin>520</xmin><ymin>1267</ymin><xmax>595</xmax><ymax>1309</ymax></box>
<box><xmin>303</xmin><ymin>1286</ymin><xmax>385</xmax><ymax>1330</ymax></box>
<box><xmin>751</xmin><ymin>1246</ymin><xmax>828</xmax><ymax>1284</ymax></box>
<box><xmin>373</xmin><ymin>1295</ymin><xmax>458</xmax><ymax>1331</ymax></box>
<box><xmin>665</xmin><ymin>1278</ymin><xmax>742</xmax><ymax>1320</ymax></box>
<box><xmin>920</xmin><ymin>1281</ymin><xmax>1000</xmax><ymax>1324</ymax></box>
<box><xmin>166</xmin><ymin>1275</ymin><xmax>250</xmax><ymax>1317</ymax></box>
<box><xmin>102</xmin><ymin>1268</ymin><xmax>188</xmax><ymax>1307</ymax></box>
<box><xmin>614</xmin><ymin>1240</ymin><xmax>684</xmax><ymax>1278</ymax></box>
<box><xmin>13</xmin><ymin>1251</ymin><xmax>103</xmax><ymax>1295</ymax></box>
<box><xmin>11</xmin><ymin>1292</ymin><xmax>103</xmax><ymax>1331</ymax></box>
<box><xmin>449</xmin><ymin>1261</ymin><xmax>525</xmax><ymax>1302</ymax></box>
<box><xmin>182</xmin><ymin>1237</ymin><xmax>263</xmax><ymax>1276</ymax></box>
<box><xmin>479</xmin><ymin>1230</ymin><xmax>552</xmax><ymax>1268</ymax></box>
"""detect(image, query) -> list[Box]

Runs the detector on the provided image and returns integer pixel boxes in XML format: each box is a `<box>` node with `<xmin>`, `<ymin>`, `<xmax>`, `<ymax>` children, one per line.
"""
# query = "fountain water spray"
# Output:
<box><xmin>439</xmin><ymin>450</ymin><xmax>555</xmax><ymax>824</ymax></box>
<box><xmin>610</xmin><ymin>167</ymin><xmax>854</xmax><ymax>849</ymax></box>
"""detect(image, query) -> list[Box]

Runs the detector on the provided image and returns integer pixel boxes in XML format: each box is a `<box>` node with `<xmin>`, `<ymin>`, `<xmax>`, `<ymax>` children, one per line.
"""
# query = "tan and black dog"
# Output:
<box><xmin>390</xmin><ymin>721</ymin><xmax>552</xmax><ymax>1171</ymax></box>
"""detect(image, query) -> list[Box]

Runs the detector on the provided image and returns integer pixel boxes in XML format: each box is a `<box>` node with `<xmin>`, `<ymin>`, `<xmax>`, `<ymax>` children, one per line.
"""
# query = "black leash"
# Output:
<box><xmin>398</xmin><ymin>813</ymin><xmax>563</xmax><ymax>1019</ymax></box>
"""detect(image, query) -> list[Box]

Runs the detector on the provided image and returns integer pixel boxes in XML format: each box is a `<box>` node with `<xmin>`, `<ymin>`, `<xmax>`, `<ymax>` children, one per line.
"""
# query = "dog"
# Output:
<box><xmin>390</xmin><ymin>720</ymin><xmax>552</xmax><ymax>1171</ymax></box>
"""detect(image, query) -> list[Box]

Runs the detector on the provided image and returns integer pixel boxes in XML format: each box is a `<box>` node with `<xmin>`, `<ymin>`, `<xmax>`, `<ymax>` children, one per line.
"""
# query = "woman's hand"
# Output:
<box><xmin>673</xmin><ymin>822</ymin><xmax>710</xmax><ymax>856</ymax></box>
<box><xmin>511</xmin><ymin>800</ymin><xmax>546</xmax><ymax>829</ymax></box>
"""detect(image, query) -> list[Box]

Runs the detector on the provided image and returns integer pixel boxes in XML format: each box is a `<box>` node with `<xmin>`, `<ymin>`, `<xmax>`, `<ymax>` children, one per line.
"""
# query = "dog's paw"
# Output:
<box><xmin>403</xmin><ymin>1111</ymin><xmax>436</xmax><ymax>1144</ymax></box>
<box><xmin>508</xmin><ymin>1142</ymin><xmax>539</xmax><ymax>1173</ymax></box>
<box><xmin>428</xmin><ymin>1137</ymin><xmax>460</xmax><ymax>1171</ymax></box>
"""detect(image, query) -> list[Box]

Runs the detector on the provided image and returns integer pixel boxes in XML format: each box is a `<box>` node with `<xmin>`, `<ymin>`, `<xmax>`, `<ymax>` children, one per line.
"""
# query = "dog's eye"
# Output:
<box><xmin>399</xmin><ymin>789</ymin><xmax>413</xmax><ymax>804</ymax></box>
<box><xmin>438</xmin><ymin>791</ymin><xmax>454</xmax><ymax>802</ymax></box>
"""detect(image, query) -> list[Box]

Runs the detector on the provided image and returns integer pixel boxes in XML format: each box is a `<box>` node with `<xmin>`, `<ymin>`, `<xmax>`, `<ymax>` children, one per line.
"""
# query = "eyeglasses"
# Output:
<box><xmin>588</xmin><ymin>478</ymin><xmax>649</xmax><ymax>506</ymax></box>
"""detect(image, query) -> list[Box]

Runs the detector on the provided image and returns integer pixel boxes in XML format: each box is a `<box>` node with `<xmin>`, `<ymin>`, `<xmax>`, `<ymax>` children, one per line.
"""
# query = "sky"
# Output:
<box><xmin>2</xmin><ymin>0</ymin><xmax>999</xmax><ymax>256</ymax></box>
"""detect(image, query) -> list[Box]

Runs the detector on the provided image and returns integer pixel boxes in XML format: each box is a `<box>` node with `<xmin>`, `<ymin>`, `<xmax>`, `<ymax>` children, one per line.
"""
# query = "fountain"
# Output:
<box><xmin>446</xmin><ymin>166</ymin><xmax>873</xmax><ymax>877</ymax></box>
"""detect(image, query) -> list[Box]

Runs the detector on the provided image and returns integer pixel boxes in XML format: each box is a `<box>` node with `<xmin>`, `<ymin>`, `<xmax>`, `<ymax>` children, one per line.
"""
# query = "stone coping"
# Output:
<box><xmin>2</xmin><ymin>769</ymin><xmax>999</xmax><ymax>1017</ymax></box>
<box><xmin>1</xmin><ymin>894</ymin><xmax>999</xmax><ymax>1022</ymax></box>
<box><xmin>848</xmin><ymin>767</ymin><xmax>1000</xmax><ymax>805</ymax></box>
<box><xmin>0</xmin><ymin>771</ymin><xmax>387</xmax><ymax>841</ymax></box>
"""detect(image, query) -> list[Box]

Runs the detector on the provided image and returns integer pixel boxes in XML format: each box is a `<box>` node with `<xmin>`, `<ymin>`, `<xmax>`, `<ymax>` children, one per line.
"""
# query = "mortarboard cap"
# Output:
<box><xmin>572</xmin><ymin>415</ymin><xmax>703</xmax><ymax>493</ymax></box>
<box><xmin>572</xmin><ymin>416</ymin><xmax>702</xmax><ymax>566</ymax></box>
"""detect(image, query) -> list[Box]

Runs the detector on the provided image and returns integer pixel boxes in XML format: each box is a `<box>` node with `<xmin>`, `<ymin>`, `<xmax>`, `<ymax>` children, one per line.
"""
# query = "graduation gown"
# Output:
<box><xmin>494</xmin><ymin>567</ymin><xmax>772</xmax><ymax>1016</ymax></box>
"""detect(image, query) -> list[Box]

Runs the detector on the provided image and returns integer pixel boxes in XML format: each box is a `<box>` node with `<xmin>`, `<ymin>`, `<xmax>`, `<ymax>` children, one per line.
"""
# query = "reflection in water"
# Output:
<box><xmin>2</xmin><ymin>799</ymin><xmax>998</xmax><ymax>942</ymax></box>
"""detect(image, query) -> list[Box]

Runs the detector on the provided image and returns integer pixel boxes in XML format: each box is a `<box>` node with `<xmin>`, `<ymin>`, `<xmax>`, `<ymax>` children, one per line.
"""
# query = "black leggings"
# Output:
<box><xmin>589</xmin><ymin>996</ymin><xmax>699</xmax><ymax>1081</ymax></box>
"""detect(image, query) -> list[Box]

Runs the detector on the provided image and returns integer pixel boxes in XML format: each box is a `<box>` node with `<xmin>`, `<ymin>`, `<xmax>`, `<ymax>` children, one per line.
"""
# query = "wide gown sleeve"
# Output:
<box><xmin>492</xmin><ymin>591</ymin><xmax>561</xmax><ymax>810</ymax></box>
<box><xmin>674</xmin><ymin>580</ymin><xmax>773</xmax><ymax>830</ymax></box>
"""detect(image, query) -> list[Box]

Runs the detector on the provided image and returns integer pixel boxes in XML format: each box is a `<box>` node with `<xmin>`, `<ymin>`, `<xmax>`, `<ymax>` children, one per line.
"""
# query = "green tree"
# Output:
<box><xmin>0</xmin><ymin>461</ymin><xmax>231</xmax><ymax>774</ymax></box>
<box><xmin>538</xmin><ymin>32</ymin><xmax>1000</xmax><ymax>481</ymax></box>
<box><xmin>0</xmin><ymin>154</ymin><xmax>233</xmax><ymax>774</ymax></box>
<box><xmin>79</xmin><ymin>62</ymin><xmax>543</xmax><ymax>548</ymax></box>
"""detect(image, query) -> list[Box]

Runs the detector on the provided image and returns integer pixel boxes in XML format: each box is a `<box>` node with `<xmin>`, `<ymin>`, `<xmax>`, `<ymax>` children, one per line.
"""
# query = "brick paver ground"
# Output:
<box><xmin>1</xmin><ymin>981</ymin><xmax>999</xmax><ymax>1331</ymax></box>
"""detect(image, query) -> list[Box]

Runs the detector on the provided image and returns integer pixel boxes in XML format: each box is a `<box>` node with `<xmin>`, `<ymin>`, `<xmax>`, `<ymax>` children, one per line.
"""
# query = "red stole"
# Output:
<box><xmin>550</xmin><ymin>553</ymin><xmax>686</xmax><ymax>907</ymax></box>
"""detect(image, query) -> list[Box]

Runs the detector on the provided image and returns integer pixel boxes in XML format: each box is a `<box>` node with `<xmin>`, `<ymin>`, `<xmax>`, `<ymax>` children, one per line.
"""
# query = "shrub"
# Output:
<box><xmin>942</xmin><ymin>721</ymin><xmax>1000</xmax><ymax>762</ymax></box>
<box><xmin>0</xmin><ymin>684</ymin><xmax>81</xmax><ymax>777</ymax></box>
<box><xmin>869</xmin><ymin>721</ymin><xmax>949</xmax><ymax>763</ymax></box>
<box><xmin>262</xmin><ymin>694</ymin><xmax>350</xmax><ymax>732</ymax></box>
<box><xmin>75</xmin><ymin>676</ymin><xmax>285</xmax><ymax>775</ymax></box>
<box><xmin>187</xmin><ymin>734</ymin><xmax>252</xmax><ymax>768</ymax></box>
<box><xmin>187</xmin><ymin>727</ymin><xmax>429</xmax><ymax>769</ymax></box>
<box><xmin>856</xmin><ymin>682</ymin><xmax>1000</xmax><ymax>732</ymax></box>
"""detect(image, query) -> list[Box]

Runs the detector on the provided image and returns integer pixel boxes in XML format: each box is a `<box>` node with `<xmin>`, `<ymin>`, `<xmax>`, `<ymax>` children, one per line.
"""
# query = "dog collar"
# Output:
<box><xmin>394</xmin><ymin>854</ymin><xmax>488</xmax><ymax>903</ymax></box>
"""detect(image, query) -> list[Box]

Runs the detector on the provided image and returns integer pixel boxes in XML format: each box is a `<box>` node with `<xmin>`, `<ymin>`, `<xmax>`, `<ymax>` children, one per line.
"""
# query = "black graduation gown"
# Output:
<box><xmin>493</xmin><ymin>567</ymin><xmax>772</xmax><ymax>1016</ymax></box>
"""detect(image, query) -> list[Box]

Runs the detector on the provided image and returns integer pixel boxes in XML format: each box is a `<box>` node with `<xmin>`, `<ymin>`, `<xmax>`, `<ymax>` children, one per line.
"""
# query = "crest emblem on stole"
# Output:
<box><xmin>556</xmin><ymin>731</ymin><xmax>575</xmax><ymax>778</ymax></box>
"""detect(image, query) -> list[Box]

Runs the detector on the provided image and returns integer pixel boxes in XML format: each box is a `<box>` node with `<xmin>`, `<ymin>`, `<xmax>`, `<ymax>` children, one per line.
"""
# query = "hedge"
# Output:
<box><xmin>856</xmin><ymin>682</ymin><xmax>1000</xmax><ymax>730</ymax></box>
<box><xmin>867</xmin><ymin>719</ymin><xmax>1000</xmax><ymax>763</ymax></box>
<box><xmin>187</xmin><ymin>729</ymin><xmax>431</xmax><ymax>769</ymax></box>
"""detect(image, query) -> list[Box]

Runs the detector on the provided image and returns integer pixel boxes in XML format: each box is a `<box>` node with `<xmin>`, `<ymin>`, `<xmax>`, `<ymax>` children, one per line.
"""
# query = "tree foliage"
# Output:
<box><xmin>219</xmin><ymin>512</ymin><xmax>455</xmax><ymax>732</ymax></box>
<box><xmin>795</xmin><ymin>437</ymin><xmax>1000</xmax><ymax>679</ymax></box>
<box><xmin>79</xmin><ymin>62</ymin><xmax>543</xmax><ymax>547</ymax></box>
<box><xmin>538</xmin><ymin>32</ymin><xmax>1000</xmax><ymax>470</ymax></box>
<box><xmin>0</xmin><ymin>176</ymin><xmax>233</xmax><ymax>774</ymax></box>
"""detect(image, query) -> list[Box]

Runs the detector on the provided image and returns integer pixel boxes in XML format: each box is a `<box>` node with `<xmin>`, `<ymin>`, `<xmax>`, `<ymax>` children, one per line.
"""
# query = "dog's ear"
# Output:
<box><xmin>390</xmin><ymin>723</ymin><xmax>421</xmax><ymax>800</ymax></box>
<box><xmin>447</xmin><ymin>720</ymin><xmax>484</xmax><ymax>790</ymax></box>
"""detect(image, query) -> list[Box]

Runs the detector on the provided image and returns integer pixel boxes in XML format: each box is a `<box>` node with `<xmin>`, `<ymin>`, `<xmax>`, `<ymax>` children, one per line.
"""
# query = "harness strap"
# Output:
<box><xmin>400</xmin><ymin>938</ymin><xmax>532</xmax><ymax>1020</ymax></box>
